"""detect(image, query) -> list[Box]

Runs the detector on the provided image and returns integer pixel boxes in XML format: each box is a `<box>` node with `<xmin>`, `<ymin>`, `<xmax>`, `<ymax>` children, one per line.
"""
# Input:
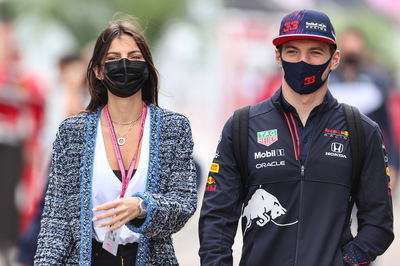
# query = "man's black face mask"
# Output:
<box><xmin>281</xmin><ymin>55</ymin><xmax>332</xmax><ymax>95</ymax></box>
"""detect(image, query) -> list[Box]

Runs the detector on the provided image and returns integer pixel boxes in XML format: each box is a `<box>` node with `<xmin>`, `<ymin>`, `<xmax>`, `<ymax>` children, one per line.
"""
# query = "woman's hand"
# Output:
<box><xmin>92</xmin><ymin>197</ymin><xmax>141</xmax><ymax>232</ymax></box>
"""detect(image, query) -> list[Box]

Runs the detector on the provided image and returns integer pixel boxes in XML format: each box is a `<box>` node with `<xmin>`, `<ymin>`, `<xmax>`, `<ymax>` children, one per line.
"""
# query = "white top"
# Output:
<box><xmin>92</xmin><ymin>112</ymin><xmax>150</xmax><ymax>244</ymax></box>
<box><xmin>329</xmin><ymin>81</ymin><xmax>382</xmax><ymax>115</ymax></box>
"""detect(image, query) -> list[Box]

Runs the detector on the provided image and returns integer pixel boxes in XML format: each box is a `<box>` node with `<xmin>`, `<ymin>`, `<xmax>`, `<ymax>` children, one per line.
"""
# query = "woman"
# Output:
<box><xmin>34</xmin><ymin>17</ymin><xmax>197</xmax><ymax>266</ymax></box>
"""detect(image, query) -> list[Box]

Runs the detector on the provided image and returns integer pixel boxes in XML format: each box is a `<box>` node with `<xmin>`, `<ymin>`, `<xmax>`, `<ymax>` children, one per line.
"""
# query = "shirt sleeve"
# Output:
<box><xmin>199</xmin><ymin>117</ymin><xmax>245</xmax><ymax>266</ymax></box>
<box><xmin>342</xmin><ymin>123</ymin><xmax>394</xmax><ymax>264</ymax></box>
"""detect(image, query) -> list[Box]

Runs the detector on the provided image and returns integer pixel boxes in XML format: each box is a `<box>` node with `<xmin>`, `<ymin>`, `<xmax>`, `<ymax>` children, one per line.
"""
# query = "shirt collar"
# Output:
<box><xmin>272</xmin><ymin>87</ymin><xmax>335</xmax><ymax>114</ymax></box>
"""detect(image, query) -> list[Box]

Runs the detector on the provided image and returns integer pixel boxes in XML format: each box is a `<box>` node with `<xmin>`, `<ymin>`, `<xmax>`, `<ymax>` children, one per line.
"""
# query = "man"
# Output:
<box><xmin>199</xmin><ymin>10</ymin><xmax>394</xmax><ymax>266</ymax></box>
<box><xmin>329</xmin><ymin>27</ymin><xmax>399</xmax><ymax>188</ymax></box>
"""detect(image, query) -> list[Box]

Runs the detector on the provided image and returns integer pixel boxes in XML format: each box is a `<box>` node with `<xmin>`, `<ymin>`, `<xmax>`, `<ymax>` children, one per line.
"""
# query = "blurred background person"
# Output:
<box><xmin>16</xmin><ymin>52</ymin><xmax>88</xmax><ymax>266</ymax></box>
<box><xmin>42</xmin><ymin>53</ymin><xmax>89</xmax><ymax>150</ymax></box>
<box><xmin>329</xmin><ymin>27</ymin><xmax>399</xmax><ymax>188</ymax></box>
<box><xmin>0</xmin><ymin>13</ymin><xmax>45</xmax><ymax>266</ymax></box>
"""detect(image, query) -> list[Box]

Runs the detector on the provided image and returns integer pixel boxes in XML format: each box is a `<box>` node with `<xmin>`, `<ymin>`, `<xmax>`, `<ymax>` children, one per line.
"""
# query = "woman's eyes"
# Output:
<box><xmin>105</xmin><ymin>55</ymin><xmax>143</xmax><ymax>61</ymax></box>
<box><xmin>105</xmin><ymin>56</ymin><xmax>119</xmax><ymax>61</ymax></box>
<box><xmin>129</xmin><ymin>55</ymin><xmax>143</xmax><ymax>60</ymax></box>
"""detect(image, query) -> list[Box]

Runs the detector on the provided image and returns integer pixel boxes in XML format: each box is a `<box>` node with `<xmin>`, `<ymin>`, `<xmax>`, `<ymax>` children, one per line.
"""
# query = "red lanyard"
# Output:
<box><xmin>104</xmin><ymin>102</ymin><xmax>147</xmax><ymax>198</ymax></box>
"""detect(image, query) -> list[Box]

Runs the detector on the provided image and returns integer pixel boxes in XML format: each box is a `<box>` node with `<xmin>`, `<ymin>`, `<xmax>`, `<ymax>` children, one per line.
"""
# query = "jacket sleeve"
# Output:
<box><xmin>199</xmin><ymin>117</ymin><xmax>245</xmax><ymax>266</ymax></box>
<box><xmin>34</xmin><ymin>128</ymin><xmax>73</xmax><ymax>265</ymax></box>
<box><xmin>342</xmin><ymin>123</ymin><xmax>394</xmax><ymax>265</ymax></box>
<box><xmin>126</xmin><ymin>116</ymin><xmax>197</xmax><ymax>238</ymax></box>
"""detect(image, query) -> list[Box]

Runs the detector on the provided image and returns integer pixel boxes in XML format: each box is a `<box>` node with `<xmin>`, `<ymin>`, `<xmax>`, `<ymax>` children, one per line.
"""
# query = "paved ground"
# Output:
<box><xmin>173</xmin><ymin>192</ymin><xmax>243</xmax><ymax>266</ymax></box>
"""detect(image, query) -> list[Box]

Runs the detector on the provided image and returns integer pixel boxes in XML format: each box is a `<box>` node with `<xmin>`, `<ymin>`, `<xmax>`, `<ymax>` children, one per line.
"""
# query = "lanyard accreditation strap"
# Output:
<box><xmin>104</xmin><ymin>102</ymin><xmax>147</xmax><ymax>198</ymax></box>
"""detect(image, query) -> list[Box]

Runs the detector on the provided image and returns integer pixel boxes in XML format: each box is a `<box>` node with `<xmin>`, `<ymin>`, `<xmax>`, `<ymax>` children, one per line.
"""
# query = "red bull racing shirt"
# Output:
<box><xmin>199</xmin><ymin>89</ymin><xmax>393</xmax><ymax>266</ymax></box>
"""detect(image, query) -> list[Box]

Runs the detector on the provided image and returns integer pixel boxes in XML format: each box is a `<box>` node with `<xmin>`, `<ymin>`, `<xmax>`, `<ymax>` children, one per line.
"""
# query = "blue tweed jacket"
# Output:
<box><xmin>34</xmin><ymin>104</ymin><xmax>197</xmax><ymax>265</ymax></box>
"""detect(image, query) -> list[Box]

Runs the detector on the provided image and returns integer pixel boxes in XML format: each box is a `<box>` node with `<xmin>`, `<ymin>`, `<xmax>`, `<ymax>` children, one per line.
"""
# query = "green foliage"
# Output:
<box><xmin>5</xmin><ymin>0</ymin><xmax>187</xmax><ymax>45</ymax></box>
<box><xmin>332</xmin><ymin>7</ymin><xmax>397</xmax><ymax>72</ymax></box>
<box><xmin>111</xmin><ymin>0</ymin><xmax>186</xmax><ymax>43</ymax></box>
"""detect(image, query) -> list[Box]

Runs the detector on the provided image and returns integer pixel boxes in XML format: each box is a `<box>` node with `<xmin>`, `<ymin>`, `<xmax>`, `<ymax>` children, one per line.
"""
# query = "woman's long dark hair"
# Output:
<box><xmin>86</xmin><ymin>16</ymin><xmax>158</xmax><ymax>112</ymax></box>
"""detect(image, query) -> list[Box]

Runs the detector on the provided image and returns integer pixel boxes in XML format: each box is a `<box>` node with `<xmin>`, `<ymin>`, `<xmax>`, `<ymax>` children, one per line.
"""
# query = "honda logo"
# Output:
<box><xmin>331</xmin><ymin>142</ymin><xmax>344</xmax><ymax>153</ymax></box>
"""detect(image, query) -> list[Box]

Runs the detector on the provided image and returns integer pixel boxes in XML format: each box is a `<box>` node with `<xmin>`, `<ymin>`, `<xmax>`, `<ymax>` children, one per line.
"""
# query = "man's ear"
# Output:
<box><xmin>330</xmin><ymin>49</ymin><xmax>340</xmax><ymax>71</ymax></box>
<box><xmin>275</xmin><ymin>49</ymin><xmax>282</xmax><ymax>67</ymax></box>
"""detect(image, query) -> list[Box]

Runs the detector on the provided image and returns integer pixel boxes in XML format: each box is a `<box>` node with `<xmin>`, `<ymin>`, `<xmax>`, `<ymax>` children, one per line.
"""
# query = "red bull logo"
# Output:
<box><xmin>324</xmin><ymin>128</ymin><xmax>349</xmax><ymax>136</ymax></box>
<box><xmin>205</xmin><ymin>176</ymin><xmax>217</xmax><ymax>191</ymax></box>
<box><xmin>207</xmin><ymin>176</ymin><xmax>216</xmax><ymax>184</ymax></box>
<box><xmin>242</xmin><ymin>188</ymin><xmax>298</xmax><ymax>234</ymax></box>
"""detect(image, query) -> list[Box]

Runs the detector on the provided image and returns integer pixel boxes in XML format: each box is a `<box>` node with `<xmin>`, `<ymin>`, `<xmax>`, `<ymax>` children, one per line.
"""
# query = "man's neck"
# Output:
<box><xmin>281</xmin><ymin>83</ymin><xmax>327</xmax><ymax>126</ymax></box>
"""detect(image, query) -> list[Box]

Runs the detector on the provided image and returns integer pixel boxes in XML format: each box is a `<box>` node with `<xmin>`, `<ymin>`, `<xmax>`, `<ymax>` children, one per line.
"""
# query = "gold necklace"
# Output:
<box><xmin>112</xmin><ymin>113</ymin><xmax>142</xmax><ymax>125</ymax></box>
<box><xmin>106</xmin><ymin>110</ymin><xmax>143</xmax><ymax>145</ymax></box>
<box><xmin>115</xmin><ymin>123</ymin><xmax>135</xmax><ymax>146</ymax></box>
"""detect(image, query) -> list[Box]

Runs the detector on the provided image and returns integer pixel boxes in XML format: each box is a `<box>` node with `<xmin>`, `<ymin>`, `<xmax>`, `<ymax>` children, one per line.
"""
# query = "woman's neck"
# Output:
<box><xmin>106</xmin><ymin>91</ymin><xmax>143</xmax><ymax>123</ymax></box>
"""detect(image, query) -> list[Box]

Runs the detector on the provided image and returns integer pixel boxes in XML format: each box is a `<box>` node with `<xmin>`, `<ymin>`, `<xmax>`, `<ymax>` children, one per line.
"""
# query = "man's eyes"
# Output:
<box><xmin>311</xmin><ymin>51</ymin><xmax>323</xmax><ymax>55</ymax></box>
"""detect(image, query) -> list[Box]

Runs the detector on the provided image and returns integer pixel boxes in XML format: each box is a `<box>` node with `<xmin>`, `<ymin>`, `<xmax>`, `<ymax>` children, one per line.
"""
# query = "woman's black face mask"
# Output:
<box><xmin>102</xmin><ymin>58</ymin><xmax>149</xmax><ymax>98</ymax></box>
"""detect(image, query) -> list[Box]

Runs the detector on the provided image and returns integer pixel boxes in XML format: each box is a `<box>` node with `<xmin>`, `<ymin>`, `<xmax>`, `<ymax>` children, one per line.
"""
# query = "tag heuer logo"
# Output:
<box><xmin>257</xmin><ymin>129</ymin><xmax>278</xmax><ymax>146</ymax></box>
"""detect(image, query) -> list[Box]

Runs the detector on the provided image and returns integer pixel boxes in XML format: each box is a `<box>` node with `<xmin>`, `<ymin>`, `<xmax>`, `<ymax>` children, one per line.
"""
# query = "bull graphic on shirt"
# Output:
<box><xmin>243</xmin><ymin>188</ymin><xmax>297</xmax><ymax>233</ymax></box>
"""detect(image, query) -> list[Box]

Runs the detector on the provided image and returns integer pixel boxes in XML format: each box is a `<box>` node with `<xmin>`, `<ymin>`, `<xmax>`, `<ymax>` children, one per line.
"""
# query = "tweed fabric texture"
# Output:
<box><xmin>34</xmin><ymin>104</ymin><xmax>197</xmax><ymax>265</ymax></box>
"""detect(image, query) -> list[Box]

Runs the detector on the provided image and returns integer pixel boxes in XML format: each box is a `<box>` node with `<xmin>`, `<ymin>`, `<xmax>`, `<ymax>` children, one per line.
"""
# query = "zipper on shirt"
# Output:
<box><xmin>294</xmin><ymin>164</ymin><xmax>305</xmax><ymax>266</ymax></box>
<box><xmin>294</xmin><ymin>118</ymin><xmax>316</xmax><ymax>266</ymax></box>
<box><xmin>283</xmin><ymin>110</ymin><xmax>305</xmax><ymax>266</ymax></box>
<box><xmin>293</xmin><ymin>112</ymin><xmax>319</xmax><ymax>265</ymax></box>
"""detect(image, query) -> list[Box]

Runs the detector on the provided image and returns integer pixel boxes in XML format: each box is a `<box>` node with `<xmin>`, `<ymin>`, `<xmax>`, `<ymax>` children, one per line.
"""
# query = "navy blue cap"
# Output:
<box><xmin>273</xmin><ymin>10</ymin><xmax>336</xmax><ymax>47</ymax></box>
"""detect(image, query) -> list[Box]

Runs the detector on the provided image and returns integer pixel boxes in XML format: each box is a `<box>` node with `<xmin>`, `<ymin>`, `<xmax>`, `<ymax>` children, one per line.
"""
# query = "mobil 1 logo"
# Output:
<box><xmin>254</xmin><ymin>149</ymin><xmax>285</xmax><ymax>159</ymax></box>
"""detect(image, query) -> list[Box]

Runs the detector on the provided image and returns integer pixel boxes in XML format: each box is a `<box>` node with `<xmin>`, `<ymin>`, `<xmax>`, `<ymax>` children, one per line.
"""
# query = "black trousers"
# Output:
<box><xmin>0</xmin><ymin>143</ymin><xmax>23</xmax><ymax>247</ymax></box>
<box><xmin>91</xmin><ymin>240</ymin><xmax>138</xmax><ymax>266</ymax></box>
